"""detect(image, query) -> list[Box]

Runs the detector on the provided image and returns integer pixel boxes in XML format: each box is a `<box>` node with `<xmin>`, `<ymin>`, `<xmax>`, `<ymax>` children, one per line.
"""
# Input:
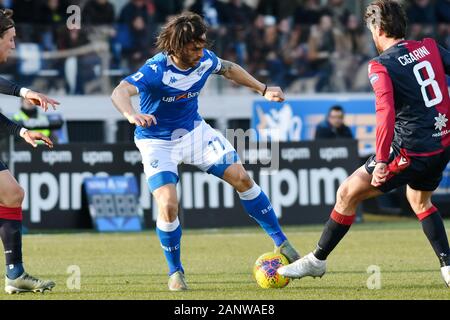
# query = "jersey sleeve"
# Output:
<box><xmin>0</xmin><ymin>76</ymin><xmax>21</xmax><ymax>97</ymax></box>
<box><xmin>438</xmin><ymin>44</ymin><xmax>450</xmax><ymax>75</ymax></box>
<box><xmin>0</xmin><ymin>112</ymin><xmax>22</xmax><ymax>136</ymax></box>
<box><xmin>206</xmin><ymin>49</ymin><xmax>222</xmax><ymax>74</ymax></box>
<box><xmin>123</xmin><ymin>62</ymin><xmax>160</xmax><ymax>93</ymax></box>
<box><xmin>368</xmin><ymin>60</ymin><xmax>396</xmax><ymax>163</ymax></box>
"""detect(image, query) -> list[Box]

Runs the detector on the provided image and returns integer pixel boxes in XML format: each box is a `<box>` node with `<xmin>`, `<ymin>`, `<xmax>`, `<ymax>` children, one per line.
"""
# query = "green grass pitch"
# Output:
<box><xmin>3</xmin><ymin>217</ymin><xmax>450</xmax><ymax>300</ymax></box>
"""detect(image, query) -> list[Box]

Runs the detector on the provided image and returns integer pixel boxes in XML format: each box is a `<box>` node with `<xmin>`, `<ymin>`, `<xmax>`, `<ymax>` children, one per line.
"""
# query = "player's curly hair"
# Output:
<box><xmin>364</xmin><ymin>0</ymin><xmax>407</xmax><ymax>39</ymax></box>
<box><xmin>0</xmin><ymin>9</ymin><xmax>14</xmax><ymax>39</ymax></box>
<box><xmin>156</xmin><ymin>12</ymin><xmax>208</xmax><ymax>56</ymax></box>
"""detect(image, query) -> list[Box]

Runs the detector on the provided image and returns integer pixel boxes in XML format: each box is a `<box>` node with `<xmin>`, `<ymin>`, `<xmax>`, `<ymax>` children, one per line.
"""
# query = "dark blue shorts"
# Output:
<box><xmin>0</xmin><ymin>160</ymin><xmax>7</xmax><ymax>172</ymax></box>
<box><xmin>365</xmin><ymin>145</ymin><xmax>450</xmax><ymax>193</ymax></box>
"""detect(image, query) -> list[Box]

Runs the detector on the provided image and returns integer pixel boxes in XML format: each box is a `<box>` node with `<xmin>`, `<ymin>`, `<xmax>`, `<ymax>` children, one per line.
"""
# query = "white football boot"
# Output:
<box><xmin>441</xmin><ymin>266</ymin><xmax>450</xmax><ymax>288</ymax></box>
<box><xmin>5</xmin><ymin>272</ymin><xmax>55</xmax><ymax>294</ymax></box>
<box><xmin>277</xmin><ymin>252</ymin><xmax>326</xmax><ymax>279</ymax></box>
<box><xmin>168</xmin><ymin>271</ymin><xmax>188</xmax><ymax>291</ymax></box>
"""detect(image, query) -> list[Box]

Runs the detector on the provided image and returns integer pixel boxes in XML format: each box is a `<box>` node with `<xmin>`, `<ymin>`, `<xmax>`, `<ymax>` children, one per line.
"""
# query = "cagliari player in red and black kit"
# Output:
<box><xmin>0</xmin><ymin>9</ymin><xmax>59</xmax><ymax>294</ymax></box>
<box><xmin>279</xmin><ymin>0</ymin><xmax>450</xmax><ymax>287</ymax></box>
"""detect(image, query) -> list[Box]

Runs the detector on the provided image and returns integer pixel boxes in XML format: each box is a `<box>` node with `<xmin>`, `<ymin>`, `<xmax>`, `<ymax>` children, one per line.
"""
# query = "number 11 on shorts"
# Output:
<box><xmin>208</xmin><ymin>137</ymin><xmax>226</xmax><ymax>154</ymax></box>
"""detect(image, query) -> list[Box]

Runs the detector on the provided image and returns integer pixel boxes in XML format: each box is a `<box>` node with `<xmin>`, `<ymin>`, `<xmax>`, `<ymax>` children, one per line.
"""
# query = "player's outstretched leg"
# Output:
<box><xmin>0</xmin><ymin>171</ymin><xmax>55</xmax><ymax>294</ymax></box>
<box><xmin>221</xmin><ymin>163</ymin><xmax>300</xmax><ymax>263</ymax></box>
<box><xmin>406</xmin><ymin>186</ymin><xmax>450</xmax><ymax>287</ymax></box>
<box><xmin>277</xmin><ymin>209</ymin><xmax>353</xmax><ymax>279</ymax></box>
<box><xmin>152</xmin><ymin>183</ymin><xmax>187</xmax><ymax>291</ymax></box>
<box><xmin>279</xmin><ymin>166</ymin><xmax>381</xmax><ymax>279</ymax></box>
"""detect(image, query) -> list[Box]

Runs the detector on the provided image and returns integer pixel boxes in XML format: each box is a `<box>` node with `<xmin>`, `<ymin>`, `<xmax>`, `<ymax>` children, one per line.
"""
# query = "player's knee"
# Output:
<box><xmin>231</xmin><ymin>171</ymin><xmax>253</xmax><ymax>192</ymax></box>
<box><xmin>158</xmin><ymin>199</ymin><xmax>179</xmax><ymax>219</ymax></box>
<box><xmin>336</xmin><ymin>183</ymin><xmax>358</xmax><ymax>206</ymax></box>
<box><xmin>406</xmin><ymin>190</ymin><xmax>432</xmax><ymax>214</ymax></box>
<box><xmin>336</xmin><ymin>183</ymin><xmax>349</xmax><ymax>203</ymax></box>
<box><xmin>2</xmin><ymin>185</ymin><xmax>24</xmax><ymax>207</ymax></box>
<box><xmin>411</xmin><ymin>201</ymin><xmax>433</xmax><ymax>215</ymax></box>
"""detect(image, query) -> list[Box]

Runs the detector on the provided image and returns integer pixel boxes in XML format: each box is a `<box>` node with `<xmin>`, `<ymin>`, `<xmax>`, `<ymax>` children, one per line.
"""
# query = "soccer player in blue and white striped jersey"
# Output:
<box><xmin>111</xmin><ymin>12</ymin><xmax>300</xmax><ymax>291</ymax></box>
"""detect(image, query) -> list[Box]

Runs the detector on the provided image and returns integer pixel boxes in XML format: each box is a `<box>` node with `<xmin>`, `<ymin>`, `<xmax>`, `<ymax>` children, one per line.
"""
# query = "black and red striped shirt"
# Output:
<box><xmin>368</xmin><ymin>38</ymin><xmax>450</xmax><ymax>163</ymax></box>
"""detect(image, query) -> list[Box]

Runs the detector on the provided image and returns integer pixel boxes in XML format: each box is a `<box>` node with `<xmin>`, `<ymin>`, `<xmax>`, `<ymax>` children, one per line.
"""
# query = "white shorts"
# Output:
<box><xmin>135</xmin><ymin>120</ymin><xmax>239</xmax><ymax>192</ymax></box>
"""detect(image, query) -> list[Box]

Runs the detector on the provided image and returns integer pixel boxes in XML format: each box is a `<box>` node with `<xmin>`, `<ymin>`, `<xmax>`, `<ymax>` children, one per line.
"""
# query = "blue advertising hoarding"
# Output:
<box><xmin>252</xmin><ymin>98</ymin><xmax>376</xmax><ymax>156</ymax></box>
<box><xmin>84</xmin><ymin>176</ymin><xmax>143</xmax><ymax>232</ymax></box>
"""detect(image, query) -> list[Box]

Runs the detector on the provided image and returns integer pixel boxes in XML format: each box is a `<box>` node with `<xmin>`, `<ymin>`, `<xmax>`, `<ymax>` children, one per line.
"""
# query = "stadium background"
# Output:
<box><xmin>0</xmin><ymin>0</ymin><xmax>449</xmax><ymax>300</ymax></box>
<box><xmin>0</xmin><ymin>0</ymin><xmax>450</xmax><ymax>302</ymax></box>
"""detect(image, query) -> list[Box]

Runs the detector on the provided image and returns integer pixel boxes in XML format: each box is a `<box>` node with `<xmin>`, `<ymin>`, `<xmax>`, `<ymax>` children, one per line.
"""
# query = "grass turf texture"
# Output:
<box><xmin>3</xmin><ymin>216</ymin><xmax>450</xmax><ymax>300</ymax></box>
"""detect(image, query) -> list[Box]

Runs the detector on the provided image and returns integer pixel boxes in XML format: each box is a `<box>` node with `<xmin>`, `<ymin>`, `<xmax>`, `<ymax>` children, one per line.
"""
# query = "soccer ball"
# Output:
<box><xmin>253</xmin><ymin>252</ymin><xmax>290</xmax><ymax>289</ymax></box>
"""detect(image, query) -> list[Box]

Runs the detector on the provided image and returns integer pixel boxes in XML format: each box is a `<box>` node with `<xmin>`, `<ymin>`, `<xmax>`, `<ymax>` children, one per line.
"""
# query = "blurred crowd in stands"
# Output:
<box><xmin>0</xmin><ymin>0</ymin><xmax>448</xmax><ymax>94</ymax></box>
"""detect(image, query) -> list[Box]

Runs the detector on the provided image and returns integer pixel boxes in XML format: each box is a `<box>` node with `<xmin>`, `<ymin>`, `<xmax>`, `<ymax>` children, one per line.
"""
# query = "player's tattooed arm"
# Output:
<box><xmin>216</xmin><ymin>59</ymin><xmax>236</xmax><ymax>77</ymax></box>
<box><xmin>216</xmin><ymin>58</ymin><xmax>284</xmax><ymax>102</ymax></box>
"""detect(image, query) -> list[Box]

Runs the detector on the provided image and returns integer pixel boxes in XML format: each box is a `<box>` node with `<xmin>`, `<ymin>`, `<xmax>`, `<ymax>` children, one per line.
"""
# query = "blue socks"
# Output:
<box><xmin>156</xmin><ymin>217</ymin><xmax>184</xmax><ymax>276</ymax></box>
<box><xmin>239</xmin><ymin>183</ymin><xmax>287</xmax><ymax>246</ymax></box>
<box><xmin>155</xmin><ymin>184</ymin><xmax>287</xmax><ymax>276</ymax></box>
<box><xmin>6</xmin><ymin>263</ymin><xmax>24</xmax><ymax>280</ymax></box>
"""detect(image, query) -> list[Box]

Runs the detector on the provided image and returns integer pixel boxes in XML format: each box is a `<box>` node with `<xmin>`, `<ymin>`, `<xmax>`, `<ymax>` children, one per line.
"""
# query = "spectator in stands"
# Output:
<box><xmin>315</xmin><ymin>105</ymin><xmax>353</xmax><ymax>140</ymax></box>
<box><xmin>294</xmin><ymin>0</ymin><xmax>323</xmax><ymax>26</ymax></box>
<box><xmin>118</xmin><ymin>0</ymin><xmax>154</xmax><ymax>71</ymax></box>
<box><xmin>281</xmin><ymin>24</ymin><xmax>312</xmax><ymax>90</ymax></box>
<box><xmin>189</xmin><ymin>0</ymin><xmax>229</xmax><ymax>28</ymax></box>
<box><xmin>11</xmin><ymin>0</ymin><xmax>36</xmax><ymax>24</ymax></box>
<box><xmin>58</xmin><ymin>28</ymin><xmax>101</xmax><ymax>94</ymax></box>
<box><xmin>256</xmin><ymin>0</ymin><xmax>298</xmax><ymax>22</ymax></box>
<box><xmin>436</xmin><ymin>0</ymin><xmax>450</xmax><ymax>23</ymax></box>
<box><xmin>12</xmin><ymin>0</ymin><xmax>39</xmax><ymax>42</ymax></box>
<box><xmin>436</xmin><ymin>24</ymin><xmax>450</xmax><ymax>50</ymax></box>
<box><xmin>82</xmin><ymin>0</ymin><xmax>118</xmax><ymax>70</ymax></box>
<box><xmin>407</xmin><ymin>0</ymin><xmax>436</xmax><ymax>24</ymax></box>
<box><xmin>83</xmin><ymin>0</ymin><xmax>116</xmax><ymax>25</ymax></box>
<box><xmin>307</xmin><ymin>14</ymin><xmax>344</xmax><ymax>92</ymax></box>
<box><xmin>119</xmin><ymin>0</ymin><xmax>151</xmax><ymax>26</ymax></box>
<box><xmin>322</xmin><ymin>0</ymin><xmax>351</xmax><ymax>30</ymax></box>
<box><xmin>58</xmin><ymin>27</ymin><xmax>90</xmax><ymax>53</ymax></box>
<box><xmin>221</xmin><ymin>24</ymin><xmax>248</xmax><ymax>68</ymax></box>
<box><xmin>340</xmin><ymin>13</ymin><xmax>373</xmax><ymax>92</ymax></box>
<box><xmin>260</xmin><ymin>15</ymin><xmax>286</xmax><ymax>87</ymax></box>
<box><xmin>407</xmin><ymin>0</ymin><xmax>436</xmax><ymax>39</ymax></box>
<box><xmin>37</xmin><ymin>0</ymin><xmax>68</xmax><ymax>51</ymax></box>
<box><xmin>246</xmin><ymin>15</ymin><xmax>294</xmax><ymax>88</ymax></box>
<box><xmin>37</xmin><ymin>0</ymin><xmax>67</xmax><ymax>25</ymax></box>
<box><xmin>224</xmin><ymin>0</ymin><xmax>255</xmax><ymax>27</ymax></box>
<box><xmin>268</xmin><ymin>17</ymin><xmax>292</xmax><ymax>87</ymax></box>
<box><xmin>245</xmin><ymin>14</ymin><xmax>266</xmax><ymax>78</ymax></box>
<box><xmin>153</xmin><ymin>0</ymin><xmax>183</xmax><ymax>24</ymax></box>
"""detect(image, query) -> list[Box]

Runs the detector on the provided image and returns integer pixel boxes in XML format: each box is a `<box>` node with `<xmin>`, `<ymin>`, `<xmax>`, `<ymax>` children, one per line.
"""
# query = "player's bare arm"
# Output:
<box><xmin>217</xmin><ymin>59</ymin><xmax>285</xmax><ymax>102</ymax></box>
<box><xmin>111</xmin><ymin>80</ymin><xmax>156</xmax><ymax>127</ymax></box>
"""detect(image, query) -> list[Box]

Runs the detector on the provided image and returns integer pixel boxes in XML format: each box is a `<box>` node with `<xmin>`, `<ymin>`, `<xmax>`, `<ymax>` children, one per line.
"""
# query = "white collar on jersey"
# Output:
<box><xmin>167</xmin><ymin>55</ymin><xmax>193</xmax><ymax>72</ymax></box>
<box><xmin>162</xmin><ymin>57</ymin><xmax>213</xmax><ymax>91</ymax></box>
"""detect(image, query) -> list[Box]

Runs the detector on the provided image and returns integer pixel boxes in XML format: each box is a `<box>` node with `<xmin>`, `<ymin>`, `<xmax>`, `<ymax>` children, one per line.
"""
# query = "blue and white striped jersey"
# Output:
<box><xmin>124</xmin><ymin>49</ymin><xmax>222</xmax><ymax>140</ymax></box>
